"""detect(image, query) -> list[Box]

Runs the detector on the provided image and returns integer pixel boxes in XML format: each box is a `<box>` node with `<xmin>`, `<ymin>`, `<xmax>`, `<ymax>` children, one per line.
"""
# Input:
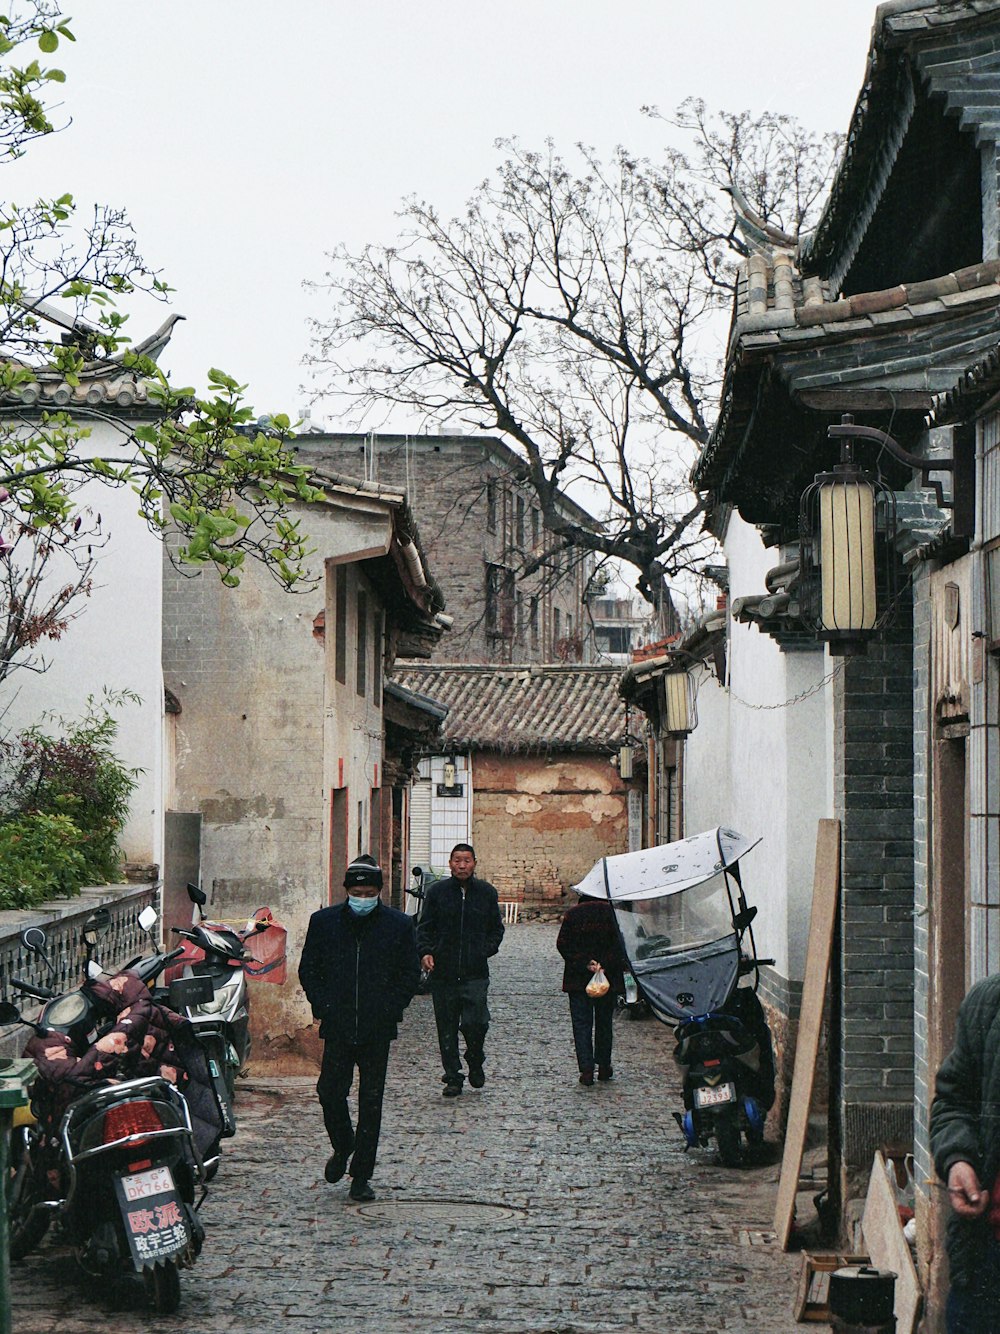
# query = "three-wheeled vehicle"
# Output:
<box><xmin>573</xmin><ymin>826</ymin><xmax>776</xmax><ymax>1166</ymax></box>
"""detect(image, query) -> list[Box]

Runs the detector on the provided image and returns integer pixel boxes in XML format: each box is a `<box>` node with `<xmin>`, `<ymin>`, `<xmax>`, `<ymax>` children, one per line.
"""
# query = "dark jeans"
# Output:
<box><xmin>316</xmin><ymin>1036</ymin><xmax>391</xmax><ymax>1181</ymax></box>
<box><xmin>568</xmin><ymin>991</ymin><xmax>615</xmax><ymax>1073</ymax></box>
<box><xmin>947</xmin><ymin>1238</ymin><xmax>1000</xmax><ymax>1332</ymax></box>
<box><xmin>430</xmin><ymin>978</ymin><xmax>490</xmax><ymax>1085</ymax></box>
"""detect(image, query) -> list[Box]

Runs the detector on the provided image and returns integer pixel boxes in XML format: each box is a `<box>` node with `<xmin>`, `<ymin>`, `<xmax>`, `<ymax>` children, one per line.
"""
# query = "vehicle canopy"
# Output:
<box><xmin>571</xmin><ymin>828</ymin><xmax>761</xmax><ymax>1024</ymax></box>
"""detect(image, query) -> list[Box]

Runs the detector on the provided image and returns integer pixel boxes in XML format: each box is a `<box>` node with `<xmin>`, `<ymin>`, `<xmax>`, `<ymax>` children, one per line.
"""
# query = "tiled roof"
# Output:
<box><xmin>804</xmin><ymin>2</ymin><xmax>1000</xmax><ymax>284</ymax></box>
<box><xmin>696</xmin><ymin>261</ymin><xmax>1000</xmax><ymax>492</ymax></box>
<box><xmin>2</xmin><ymin>315</ymin><xmax>184</xmax><ymax>415</ymax></box>
<box><xmin>392</xmin><ymin>663</ymin><xmax>626</xmax><ymax>753</ymax></box>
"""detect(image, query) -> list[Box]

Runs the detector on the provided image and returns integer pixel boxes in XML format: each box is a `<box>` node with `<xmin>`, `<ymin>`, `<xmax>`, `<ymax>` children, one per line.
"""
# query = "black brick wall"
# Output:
<box><xmin>833</xmin><ymin>591</ymin><xmax>916</xmax><ymax>1197</ymax></box>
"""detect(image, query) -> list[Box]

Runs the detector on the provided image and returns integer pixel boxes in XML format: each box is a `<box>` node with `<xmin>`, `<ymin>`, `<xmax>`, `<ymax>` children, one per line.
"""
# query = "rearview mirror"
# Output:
<box><xmin>186</xmin><ymin>882</ymin><xmax>207</xmax><ymax>907</ymax></box>
<box><xmin>137</xmin><ymin>906</ymin><xmax>158</xmax><ymax>933</ymax></box>
<box><xmin>19</xmin><ymin>926</ymin><xmax>47</xmax><ymax>953</ymax></box>
<box><xmin>82</xmin><ymin>907</ymin><xmax>112</xmax><ymax>947</ymax></box>
<box><xmin>0</xmin><ymin>1000</ymin><xmax>21</xmax><ymax>1025</ymax></box>
<box><xmin>18</xmin><ymin>925</ymin><xmax>56</xmax><ymax>977</ymax></box>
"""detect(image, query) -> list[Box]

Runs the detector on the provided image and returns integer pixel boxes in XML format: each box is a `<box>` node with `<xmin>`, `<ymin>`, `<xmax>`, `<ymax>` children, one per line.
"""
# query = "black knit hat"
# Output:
<box><xmin>344</xmin><ymin>854</ymin><xmax>383</xmax><ymax>891</ymax></box>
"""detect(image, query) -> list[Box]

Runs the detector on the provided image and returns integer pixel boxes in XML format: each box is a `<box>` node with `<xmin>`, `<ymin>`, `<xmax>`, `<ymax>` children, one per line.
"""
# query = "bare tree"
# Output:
<box><xmin>308</xmin><ymin>101</ymin><xmax>841</xmax><ymax>606</ymax></box>
<box><xmin>0</xmin><ymin>500</ymin><xmax>104</xmax><ymax>684</ymax></box>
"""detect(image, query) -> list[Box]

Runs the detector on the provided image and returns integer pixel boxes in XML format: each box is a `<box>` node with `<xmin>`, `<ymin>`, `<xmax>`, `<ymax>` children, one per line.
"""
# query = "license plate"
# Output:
<box><xmin>693</xmin><ymin>1082</ymin><xmax>736</xmax><ymax>1108</ymax></box>
<box><xmin>120</xmin><ymin>1165</ymin><xmax>175</xmax><ymax>1201</ymax></box>
<box><xmin>114</xmin><ymin>1168</ymin><xmax>191</xmax><ymax>1267</ymax></box>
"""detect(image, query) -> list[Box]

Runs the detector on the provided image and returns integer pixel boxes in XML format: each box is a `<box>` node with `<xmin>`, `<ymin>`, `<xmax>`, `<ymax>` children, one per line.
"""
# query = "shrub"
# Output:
<box><xmin>0</xmin><ymin>812</ymin><xmax>89</xmax><ymax>909</ymax></box>
<box><xmin>0</xmin><ymin>691</ymin><xmax>140</xmax><ymax>903</ymax></box>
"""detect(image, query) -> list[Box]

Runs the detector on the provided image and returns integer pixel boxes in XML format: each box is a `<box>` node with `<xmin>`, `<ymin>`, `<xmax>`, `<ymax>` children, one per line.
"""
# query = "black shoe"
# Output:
<box><xmin>597</xmin><ymin>1066</ymin><xmax>614</xmax><ymax>1082</ymax></box>
<box><xmin>468</xmin><ymin>1064</ymin><xmax>485</xmax><ymax>1089</ymax></box>
<box><xmin>579</xmin><ymin>1070</ymin><xmax>594</xmax><ymax>1086</ymax></box>
<box><xmin>348</xmin><ymin>1178</ymin><xmax>375</xmax><ymax>1202</ymax></box>
<box><xmin>442</xmin><ymin>1081</ymin><xmax>463</xmax><ymax>1097</ymax></box>
<box><xmin>324</xmin><ymin>1142</ymin><xmax>353</xmax><ymax>1184</ymax></box>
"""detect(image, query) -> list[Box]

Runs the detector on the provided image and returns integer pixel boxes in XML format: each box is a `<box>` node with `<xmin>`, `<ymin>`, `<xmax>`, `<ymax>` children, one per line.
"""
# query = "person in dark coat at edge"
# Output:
<box><xmin>556</xmin><ymin>892</ymin><xmax>625</xmax><ymax>1086</ymax></box>
<box><xmin>416</xmin><ymin>843</ymin><xmax>504</xmax><ymax>1097</ymax></box>
<box><xmin>298</xmin><ymin>854</ymin><xmax>420</xmax><ymax>1202</ymax></box>
<box><xmin>929</xmin><ymin>972</ymin><xmax>1000</xmax><ymax>1333</ymax></box>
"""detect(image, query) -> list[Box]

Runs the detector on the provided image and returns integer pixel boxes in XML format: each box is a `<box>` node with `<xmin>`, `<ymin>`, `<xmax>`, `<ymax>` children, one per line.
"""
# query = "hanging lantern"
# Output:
<box><xmin>617</xmin><ymin>744</ymin><xmax>634</xmax><ymax>780</ymax></box>
<box><xmin>663</xmin><ymin>667</ymin><xmax>697</xmax><ymax>736</ymax></box>
<box><xmin>800</xmin><ymin>446</ymin><xmax>896</xmax><ymax>656</ymax></box>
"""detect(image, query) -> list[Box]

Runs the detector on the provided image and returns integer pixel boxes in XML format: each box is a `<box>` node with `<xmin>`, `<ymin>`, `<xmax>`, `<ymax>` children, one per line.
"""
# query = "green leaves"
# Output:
<box><xmin>0</xmin><ymin>0</ymin><xmax>319</xmax><ymax>638</ymax></box>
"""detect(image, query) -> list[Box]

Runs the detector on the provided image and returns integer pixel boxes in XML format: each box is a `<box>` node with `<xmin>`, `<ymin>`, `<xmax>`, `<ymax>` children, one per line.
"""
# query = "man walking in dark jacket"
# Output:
<box><xmin>298</xmin><ymin>855</ymin><xmax>420</xmax><ymax>1201</ymax></box>
<box><xmin>930</xmin><ymin>972</ymin><xmax>1000</xmax><ymax>1332</ymax></box>
<box><xmin>416</xmin><ymin>843</ymin><xmax>504</xmax><ymax>1096</ymax></box>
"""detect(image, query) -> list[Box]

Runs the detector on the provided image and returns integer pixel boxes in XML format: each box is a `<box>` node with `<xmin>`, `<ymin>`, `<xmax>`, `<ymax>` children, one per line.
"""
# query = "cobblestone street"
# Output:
<box><xmin>10</xmin><ymin>921</ymin><xmax>827</xmax><ymax>1333</ymax></box>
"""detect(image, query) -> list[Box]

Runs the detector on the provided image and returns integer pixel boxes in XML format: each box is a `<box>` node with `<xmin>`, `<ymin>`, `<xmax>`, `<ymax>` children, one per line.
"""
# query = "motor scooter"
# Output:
<box><xmin>1</xmin><ymin>909</ymin><xmax>217</xmax><ymax>1312</ymax></box>
<box><xmin>573</xmin><ymin>827</ymin><xmax>776</xmax><ymax>1167</ymax></box>
<box><xmin>162</xmin><ymin>882</ymin><xmax>285</xmax><ymax>1138</ymax></box>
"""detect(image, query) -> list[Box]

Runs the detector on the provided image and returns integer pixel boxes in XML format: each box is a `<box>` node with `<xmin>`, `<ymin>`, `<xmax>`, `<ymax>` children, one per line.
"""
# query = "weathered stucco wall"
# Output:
<box><xmin>469</xmin><ymin>751</ymin><xmax>631</xmax><ymax>911</ymax></box>
<box><xmin>162</xmin><ymin>500</ymin><xmax>397</xmax><ymax>1063</ymax></box>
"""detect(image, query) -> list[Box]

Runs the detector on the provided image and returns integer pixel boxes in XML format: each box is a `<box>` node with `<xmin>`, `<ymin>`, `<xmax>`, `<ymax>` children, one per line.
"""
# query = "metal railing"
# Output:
<box><xmin>0</xmin><ymin>883</ymin><xmax>159</xmax><ymax>1057</ymax></box>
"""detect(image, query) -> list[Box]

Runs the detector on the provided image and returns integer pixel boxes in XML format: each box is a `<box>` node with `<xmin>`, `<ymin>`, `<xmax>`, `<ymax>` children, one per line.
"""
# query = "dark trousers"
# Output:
<box><xmin>316</xmin><ymin>1036</ymin><xmax>390</xmax><ymax>1181</ymax></box>
<box><xmin>947</xmin><ymin>1238</ymin><xmax>1000</xmax><ymax>1332</ymax></box>
<box><xmin>568</xmin><ymin>991</ymin><xmax>615</xmax><ymax>1073</ymax></box>
<box><xmin>430</xmin><ymin>978</ymin><xmax>490</xmax><ymax>1085</ymax></box>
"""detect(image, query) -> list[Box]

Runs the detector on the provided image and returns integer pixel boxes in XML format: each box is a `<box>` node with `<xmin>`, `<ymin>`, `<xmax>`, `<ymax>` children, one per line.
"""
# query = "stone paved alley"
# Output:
<box><xmin>9</xmin><ymin>921</ymin><xmax>831</xmax><ymax>1333</ymax></box>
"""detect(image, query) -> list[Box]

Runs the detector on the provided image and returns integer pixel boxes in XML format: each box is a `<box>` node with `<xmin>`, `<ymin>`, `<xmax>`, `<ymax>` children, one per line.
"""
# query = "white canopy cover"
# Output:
<box><xmin>571</xmin><ymin>827</ymin><xmax>760</xmax><ymax>903</ymax></box>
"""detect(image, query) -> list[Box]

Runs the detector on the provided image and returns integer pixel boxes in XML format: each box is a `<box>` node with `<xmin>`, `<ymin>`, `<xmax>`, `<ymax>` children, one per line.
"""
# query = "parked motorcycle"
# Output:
<box><xmin>406</xmin><ymin>865</ymin><xmax>442</xmax><ymax>924</ymax></box>
<box><xmin>161</xmin><ymin>882</ymin><xmax>285</xmax><ymax>1138</ymax></box>
<box><xmin>1</xmin><ymin>909</ymin><xmax>220</xmax><ymax>1312</ymax></box>
<box><xmin>573</xmin><ymin>827</ymin><xmax>776</xmax><ymax>1167</ymax></box>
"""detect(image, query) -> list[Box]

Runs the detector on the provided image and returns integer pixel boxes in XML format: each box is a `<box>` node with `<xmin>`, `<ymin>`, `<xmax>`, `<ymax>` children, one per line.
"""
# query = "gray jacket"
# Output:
<box><xmin>930</xmin><ymin>972</ymin><xmax>1000</xmax><ymax>1289</ymax></box>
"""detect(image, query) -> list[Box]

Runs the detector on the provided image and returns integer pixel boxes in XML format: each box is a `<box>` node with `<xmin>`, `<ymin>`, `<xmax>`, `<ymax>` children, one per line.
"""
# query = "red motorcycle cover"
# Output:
<box><xmin>242</xmin><ymin>908</ymin><xmax>287</xmax><ymax>985</ymax></box>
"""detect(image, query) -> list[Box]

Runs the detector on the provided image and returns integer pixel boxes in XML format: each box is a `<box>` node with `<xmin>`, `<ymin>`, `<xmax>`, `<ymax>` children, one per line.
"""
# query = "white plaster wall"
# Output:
<box><xmin>2</xmin><ymin>419</ymin><xmax>164</xmax><ymax>868</ymax></box>
<box><xmin>683</xmin><ymin>512</ymin><xmax>831</xmax><ymax>983</ymax></box>
<box><xmin>684</xmin><ymin>667</ymin><xmax>731</xmax><ymax>831</ymax></box>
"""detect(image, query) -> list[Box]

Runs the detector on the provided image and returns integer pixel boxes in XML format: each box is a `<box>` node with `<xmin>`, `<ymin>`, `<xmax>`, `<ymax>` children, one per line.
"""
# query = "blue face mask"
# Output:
<box><xmin>348</xmin><ymin>894</ymin><xmax>379</xmax><ymax>915</ymax></box>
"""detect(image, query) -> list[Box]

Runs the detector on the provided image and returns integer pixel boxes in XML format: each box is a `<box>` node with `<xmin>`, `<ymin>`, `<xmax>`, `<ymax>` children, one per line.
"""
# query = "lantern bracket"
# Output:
<box><xmin>827</xmin><ymin>416</ymin><xmax>954</xmax><ymax>510</ymax></box>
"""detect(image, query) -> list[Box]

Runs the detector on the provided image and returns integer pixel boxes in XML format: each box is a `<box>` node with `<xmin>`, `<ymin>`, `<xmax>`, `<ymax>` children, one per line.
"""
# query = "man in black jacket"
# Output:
<box><xmin>929</xmin><ymin>972</ymin><xmax>1000</xmax><ymax>1332</ymax></box>
<box><xmin>416</xmin><ymin>843</ymin><xmax>504</xmax><ymax>1097</ymax></box>
<box><xmin>298</xmin><ymin>855</ymin><xmax>420</xmax><ymax>1201</ymax></box>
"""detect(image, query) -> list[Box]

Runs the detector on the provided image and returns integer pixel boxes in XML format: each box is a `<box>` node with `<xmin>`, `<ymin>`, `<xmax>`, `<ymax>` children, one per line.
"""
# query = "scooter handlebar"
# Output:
<box><xmin>10</xmin><ymin>976</ymin><xmax>54</xmax><ymax>1000</ymax></box>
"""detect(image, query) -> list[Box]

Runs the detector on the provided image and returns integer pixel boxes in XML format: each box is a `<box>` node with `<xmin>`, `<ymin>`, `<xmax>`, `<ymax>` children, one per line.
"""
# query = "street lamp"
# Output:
<box><xmin>799</xmin><ymin>414</ymin><xmax>953</xmax><ymax>655</ymax></box>
<box><xmin>663</xmin><ymin>665</ymin><xmax>697</xmax><ymax>736</ymax></box>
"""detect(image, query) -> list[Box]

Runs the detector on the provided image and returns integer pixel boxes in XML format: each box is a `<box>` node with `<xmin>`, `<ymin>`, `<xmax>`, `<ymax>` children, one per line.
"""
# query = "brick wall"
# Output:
<box><xmin>911</xmin><ymin>563</ymin><xmax>934</xmax><ymax>1228</ymax></box>
<box><xmin>469</xmin><ymin>751</ymin><xmax>631</xmax><ymax>911</ymax></box>
<box><xmin>295</xmin><ymin>433</ymin><xmax>593</xmax><ymax>664</ymax></box>
<box><xmin>833</xmin><ymin>588</ymin><xmax>915</xmax><ymax>1202</ymax></box>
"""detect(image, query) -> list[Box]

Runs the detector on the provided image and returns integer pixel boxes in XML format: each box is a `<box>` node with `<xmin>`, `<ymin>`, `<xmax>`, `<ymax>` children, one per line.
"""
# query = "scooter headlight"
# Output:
<box><xmin>197</xmin><ymin>972</ymin><xmax>243</xmax><ymax>1015</ymax></box>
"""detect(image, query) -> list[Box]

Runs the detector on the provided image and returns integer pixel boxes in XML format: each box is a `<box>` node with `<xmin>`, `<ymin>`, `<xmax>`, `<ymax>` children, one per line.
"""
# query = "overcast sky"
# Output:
<box><xmin>9</xmin><ymin>0</ymin><xmax>884</xmax><ymax>423</ymax></box>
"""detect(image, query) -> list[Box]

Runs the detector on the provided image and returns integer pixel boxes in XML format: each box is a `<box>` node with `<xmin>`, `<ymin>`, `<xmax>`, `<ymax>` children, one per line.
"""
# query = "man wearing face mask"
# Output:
<box><xmin>298</xmin><ymin>855</ymin><xmax>420</xmax><ymax>1202</ymax></box>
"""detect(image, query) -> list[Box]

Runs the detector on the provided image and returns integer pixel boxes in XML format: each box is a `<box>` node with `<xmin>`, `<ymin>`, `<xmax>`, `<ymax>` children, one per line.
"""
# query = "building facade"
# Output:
<box><xmin>293</xmin><ymin>431</ymin><xmax>597</xmax><ymax>665</ymax></box>
<box><xmin>395</xmin><ymin>663</ymin><xmax>643</xmax><ymax>910</ymax></box>
<box><xmin>162</xmin><ymin>476</ymin><xmax>445</xmax><ymax>1057</ymax></box>
<box><xmin>687</xmin><ymin>3</ymin><xmax>1000</xmax><ymax>1323</ymax></box>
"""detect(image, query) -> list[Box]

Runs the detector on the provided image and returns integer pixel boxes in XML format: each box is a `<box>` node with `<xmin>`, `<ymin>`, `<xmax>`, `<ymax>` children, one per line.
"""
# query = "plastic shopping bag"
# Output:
<box><xmin>586</xmin><ymin>967</ymin><xmax>610</xmax><ymax>998</ymax></box>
